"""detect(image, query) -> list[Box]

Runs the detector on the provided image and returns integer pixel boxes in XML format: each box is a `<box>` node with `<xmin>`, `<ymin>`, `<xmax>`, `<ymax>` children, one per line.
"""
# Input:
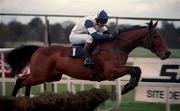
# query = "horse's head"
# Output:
<box><xmin>141</xmin><ymin>20</ymin><xmax>171</xmax><ymax>60</ymax></box>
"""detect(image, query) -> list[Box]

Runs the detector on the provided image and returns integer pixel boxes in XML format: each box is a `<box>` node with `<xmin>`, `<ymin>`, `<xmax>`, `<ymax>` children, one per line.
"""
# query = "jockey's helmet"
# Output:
<box><xmin>96</xmin><ymin>10</ymin><xmax>109</xmax><ymax>24</ymax></box>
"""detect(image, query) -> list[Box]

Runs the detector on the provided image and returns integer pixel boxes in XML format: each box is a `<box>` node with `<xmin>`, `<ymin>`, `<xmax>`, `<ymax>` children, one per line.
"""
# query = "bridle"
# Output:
<box><xmin>141</xmin><ymin>28</ymin><xmax>156</xmax><ymax>50</ymax></box>
<box><xmin>115</xmin><ymin>27</ymin><xmax>156</xmax><ymax>49</ymax></box>
<box><xmin>98</xmin><ymin>27</ymin><xmax>157</xmax><ymax>59</ymax></box>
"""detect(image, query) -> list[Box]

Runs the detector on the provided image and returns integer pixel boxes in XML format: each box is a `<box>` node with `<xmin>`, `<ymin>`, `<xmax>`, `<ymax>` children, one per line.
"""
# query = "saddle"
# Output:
<box><xmin>70</xmin><ymin>43</ymin><xmax>99</xmax><ymax>58</ymax></box>
<box><xmin>70</xmin><ymin>44</ymin><xmax>85</xmax><ymax>58</ymax></box>
<box><xmin>70</xmin><ymin>43</ymin><xmax>102</xmax><ymax>81</ymax></box>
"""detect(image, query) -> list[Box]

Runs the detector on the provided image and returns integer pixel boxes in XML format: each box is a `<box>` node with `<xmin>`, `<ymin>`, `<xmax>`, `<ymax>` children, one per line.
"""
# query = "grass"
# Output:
<box><xmin>100</xmin><ymin>90</ymin><xmax>180</xmax><ymax>111</ymax></box>
<box><xmin>1</xmin><ymin>83</ymin><xmax>180</xmax><ymax>111</ymax></box>
<box><xmin>117</xmin><ymin>91</ymin><xmax>180</xmax><ymax>111</ymax></box>
<box><xmin>120</xmin><ymin>91</ymin><xmax>166</xmax><ymax>111</ymax></box>
<box><xmin>129</xmin><ymin>48</ymin><xmax>180</xmax><ymax>58</ymax></box>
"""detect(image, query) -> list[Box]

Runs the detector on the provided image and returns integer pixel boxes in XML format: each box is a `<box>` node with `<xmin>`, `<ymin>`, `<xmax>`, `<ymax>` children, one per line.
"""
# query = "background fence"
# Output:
<box><xmin>0</xmin><ymin>13</ymin><xmax>180</xmax><ymax>48</ymax></box>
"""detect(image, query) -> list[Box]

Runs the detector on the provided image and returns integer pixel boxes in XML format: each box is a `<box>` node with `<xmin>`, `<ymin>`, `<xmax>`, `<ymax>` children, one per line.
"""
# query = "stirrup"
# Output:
<box><xmin>83</xmin><ymin>58</ymin><xmax>95</xmax><ymax>66</ymax></box>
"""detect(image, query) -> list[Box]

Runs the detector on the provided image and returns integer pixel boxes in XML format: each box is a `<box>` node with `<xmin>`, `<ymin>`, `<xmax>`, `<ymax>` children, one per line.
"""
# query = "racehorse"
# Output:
<box><xmin>6</xmin><ymin>20</ymin><xmax>171</xmax><ymax>97</ymax></box>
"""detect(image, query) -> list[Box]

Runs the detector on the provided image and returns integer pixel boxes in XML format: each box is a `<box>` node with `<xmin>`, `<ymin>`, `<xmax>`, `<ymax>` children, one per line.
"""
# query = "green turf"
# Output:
<box><xmin>0</xmin><ymin>83</ymin><xmax>180</xmax><ymax>111</ymax></box>
<box><xmin>129</xmin><ymin>48</ymin><xmax>180</xmax><ymax>58</ymax></box>
<box><xmin>96</xmin><ymin>89</ymin><xmax>180</xmax><ymax>111</ymax></box>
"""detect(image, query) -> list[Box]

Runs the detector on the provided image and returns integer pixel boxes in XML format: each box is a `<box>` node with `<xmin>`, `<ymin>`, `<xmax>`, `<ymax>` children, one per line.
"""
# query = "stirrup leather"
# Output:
<box><xmin>83</xmin><ymin>58</ymin><xmax>95</xmax><ymax>65</ymax></box>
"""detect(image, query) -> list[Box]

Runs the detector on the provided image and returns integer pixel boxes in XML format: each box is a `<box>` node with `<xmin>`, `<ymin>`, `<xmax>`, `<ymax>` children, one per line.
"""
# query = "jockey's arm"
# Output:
<box><xmin>103</xmin><ymin>30</ymin><xmax>111</xmax><ymax>34</ymax></box>
<box><xmin>100</xmin><ymin>26</ymin><xmax>111</xmax><ymax>34</ymax></box>
<box><xmin>101</xmin><ymin>25</ymin><xmax>118</xmax><ymax>38</ymax></box>
<box><xmin>85</xmin><ymin>20</ymin><xmax>112</xmax><ymax>41</ymax></box>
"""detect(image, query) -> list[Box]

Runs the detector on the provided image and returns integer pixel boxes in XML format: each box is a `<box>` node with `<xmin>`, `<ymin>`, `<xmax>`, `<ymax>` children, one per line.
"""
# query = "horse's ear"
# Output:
<box><xmin>152</xmin><ymin>20</ymin><xmax>158</xmax><ymax>28</ymax></box>
<box><xmin>147</xmin><ymin>20</ymin><xmax>153</xmax><ymax>29</ymax></box>
<box><xmin>149</xmin><ymin>20</ymin><xmax>153</xmax><ymax>27</ymax></box>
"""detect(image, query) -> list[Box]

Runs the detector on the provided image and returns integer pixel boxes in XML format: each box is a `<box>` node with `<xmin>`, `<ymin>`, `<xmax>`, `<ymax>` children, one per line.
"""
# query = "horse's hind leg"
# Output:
<box><xmin>12</xmin><ymin>78</ymin><xmax>24</xmax><ymax>96</ymax></box>
<box><xmin>25</xmin><ymin>85</ymin><xmax>31</xmax><ymax>97</ymax></box>
<box><xmin>12</xmin><ymin>77</ymin><xmax>32</xmax><ymax>97</ymax></box>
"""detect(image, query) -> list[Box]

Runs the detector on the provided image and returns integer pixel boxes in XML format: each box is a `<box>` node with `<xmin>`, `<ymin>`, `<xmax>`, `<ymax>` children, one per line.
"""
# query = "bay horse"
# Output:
<box><xmin>6</xmin><ymin>20</ymin><xmax>171</xmax><ymax>97</ymax></box>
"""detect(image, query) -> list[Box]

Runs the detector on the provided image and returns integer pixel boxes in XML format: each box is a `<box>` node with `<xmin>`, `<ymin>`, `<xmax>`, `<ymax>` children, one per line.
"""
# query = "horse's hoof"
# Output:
<box><xmin>121</xmin><ymin>88</ymin><xmax>128</xmax><ymax>95</ymax></box>
<box><xmin>121</xmin><ymin>84</ymin><xmax>135</xmax><ymax>95</ymax></box>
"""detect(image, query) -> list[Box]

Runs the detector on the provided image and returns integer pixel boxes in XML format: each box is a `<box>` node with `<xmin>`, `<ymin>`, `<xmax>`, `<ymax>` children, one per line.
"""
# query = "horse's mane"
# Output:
<box><xmin>118</xmin><ymin>25</ymin><xmax>147</xmax><ymax>34</ymax></box>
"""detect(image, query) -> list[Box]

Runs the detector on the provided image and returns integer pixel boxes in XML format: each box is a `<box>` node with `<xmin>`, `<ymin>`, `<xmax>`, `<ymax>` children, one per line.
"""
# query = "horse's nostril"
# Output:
<box><xmin>165</xmin><ymin>51</ymin><xmax>171</xmax><ymax>57</ymax></box>
<box><xmin>160</xmin><ymin>51</ymin><xmax>171</xmax><ymax>60</ymax></box>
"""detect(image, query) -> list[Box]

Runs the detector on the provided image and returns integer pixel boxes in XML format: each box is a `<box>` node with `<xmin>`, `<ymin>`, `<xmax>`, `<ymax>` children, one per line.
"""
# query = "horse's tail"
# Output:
<box><xmin>5</xmin><ymin>45</ymin><xmax>41</xmax><ymax>75</ymax></box>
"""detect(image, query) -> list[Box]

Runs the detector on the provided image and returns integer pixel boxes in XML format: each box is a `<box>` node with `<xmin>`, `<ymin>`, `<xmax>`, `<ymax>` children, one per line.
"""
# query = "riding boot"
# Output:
<box><xmin>83</xmin><ymin>43</ymin><xmax>95</xmax><ymax>66</ymax></box>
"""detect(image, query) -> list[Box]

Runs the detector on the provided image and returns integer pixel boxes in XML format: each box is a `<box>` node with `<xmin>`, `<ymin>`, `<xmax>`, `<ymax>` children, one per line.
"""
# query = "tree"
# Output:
<box><xmin>0</xmin><ymin>23</ymin><xmax>8</xmax><ymax>47</ymax></box>
<box><xmin>107</xmin><ymin>22</ymin><xmax>117</xmax><ymax>33</ymax></box>
<box><xmin>159</xmin><ymin>21</ymin><xmax>179</xmax><ymax>49</ymax></box>
<box><xmin>27</xmin><ymin>17</ymin><xmax>45</xmax><ymax>41</ymax></box>
<box><xmin>63</xmin><ymin>22</ymin><xmax>75</xmax><ymax>43</ymax></box>
<box><xmin>49</xmin><ymin>23</ymin><xmax>66</xmax><ymax>43</ymax></box>
<box><xmin>28</xmin><ymin>17</ymin><xmax>43</xmax><ymax>29</ymax></box>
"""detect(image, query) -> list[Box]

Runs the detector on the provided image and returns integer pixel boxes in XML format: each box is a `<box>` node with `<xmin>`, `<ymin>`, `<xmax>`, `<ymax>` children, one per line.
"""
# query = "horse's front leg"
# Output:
<box><xmin>107</xmin><ymin>66</ymin><xmax>141</xmax><ymax>95</ymax></box>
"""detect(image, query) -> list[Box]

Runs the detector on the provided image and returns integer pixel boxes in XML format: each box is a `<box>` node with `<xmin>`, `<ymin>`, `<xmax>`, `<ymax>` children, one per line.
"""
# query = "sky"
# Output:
<box><xmin>0</xmin><ymin>0</ymin><xmax>180</xmax><ymax>26</ymax></box>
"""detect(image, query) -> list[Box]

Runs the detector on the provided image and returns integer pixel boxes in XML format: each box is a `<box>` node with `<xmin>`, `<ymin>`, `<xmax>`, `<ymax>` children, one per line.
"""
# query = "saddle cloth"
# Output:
<box><xmin>70</xmin><ymin>44</ymin><xmax>99</xmax><ymax>58</ymax></box>
<box><xmin>70</xmin><ymin>46</ymin><xmax>85</xmax><ymax>58</ymax></box>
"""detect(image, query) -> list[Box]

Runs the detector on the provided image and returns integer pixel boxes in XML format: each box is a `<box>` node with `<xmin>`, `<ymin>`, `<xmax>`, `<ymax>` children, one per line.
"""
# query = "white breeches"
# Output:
<box><xmin>69</xmin><ymin>33</ymin><xmax>93</xmax><ymax>45</ymax></box>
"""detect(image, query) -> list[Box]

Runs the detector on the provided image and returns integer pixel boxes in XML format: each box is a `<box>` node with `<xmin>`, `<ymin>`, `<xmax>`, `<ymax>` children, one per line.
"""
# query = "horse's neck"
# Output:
<box><xmin>118</xmin><ymin>28</ymin><xmax>147</xmax><ymax>53</ymax></box>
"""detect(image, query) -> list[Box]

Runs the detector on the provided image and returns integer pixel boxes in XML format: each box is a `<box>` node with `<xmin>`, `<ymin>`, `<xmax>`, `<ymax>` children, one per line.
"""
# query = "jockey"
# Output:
<box><xmin>69</xmin><ymin>10</ymin><xmax>114</xmax><ymax>66</ymax></box>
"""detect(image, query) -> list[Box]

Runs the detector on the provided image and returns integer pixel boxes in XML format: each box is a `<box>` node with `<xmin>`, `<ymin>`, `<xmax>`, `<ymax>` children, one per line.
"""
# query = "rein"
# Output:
<box><xmin>99</xmin><ymin>48</ymin><xmax>128</xmax><ymax>58</ymax></box>
<box><xmin>116</xmin><ymin>27</ymin><xmax>154</xmax><ymax>49</ymax></box>
<box><xmin>113</xmin><ymin>38</ymin><xmax>121</xmax><ymax>64</ymax></box>
<box><xmin>141</xmin><ymin>28</ymin><xmax>154</xmax><ymax>49</ymax></box>
<box><xmin>98</xmin><ymin>40</ymin><xmax>128</xmax><ymax>57</ymax></box>
<box><xmin>117</xmin><ymin>36</ymin><xmax>132</xmax><ymax>43</ymax></box>
<box><xmin>96</xmin><ymin>27</ymin><xmax>153</xmax><ymax>58</ymax></box>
